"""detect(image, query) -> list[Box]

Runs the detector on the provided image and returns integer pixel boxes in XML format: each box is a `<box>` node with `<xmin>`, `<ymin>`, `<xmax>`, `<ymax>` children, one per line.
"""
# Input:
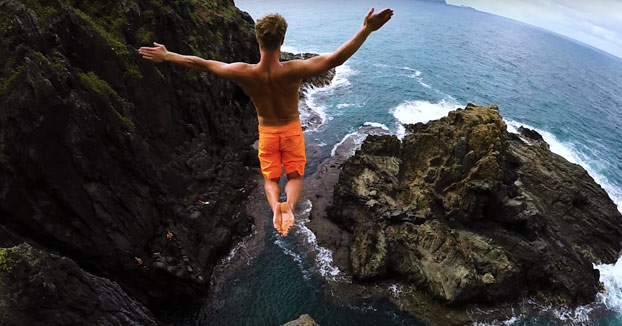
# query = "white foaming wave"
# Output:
<box><xmin>400</xmin><ymin>67</ymin><xmax>434</xmax><ymax>89</ymax></box>
<box><xmin>299</xmin><ymin>199</ymin><xmax>313</xmax><ymax>219</ymax></box>
<box><xmin>373</xmin><ymin>63</ymin><xmax>391</xmax><ymax>68</ymax></box>
<box><xmin>419</xmin><ymin>81</ymin><xmax>432</xmax><ymax>88</ymax></box>
<box><xmin>596</xmin><ymin>258</ymin><xmax>622</xmax><ymax>315</ymax></box>
<box><xmin>388</xmin><ymin>283</ymin><xmax>403</xmax><ymax>297</ymax></box>
<box><xmin>304</xmin><ymin>63</ymin><xmax>355</xmax><ymax>94</ymax></box>
<box><xmin>392</xmin><ymin>98</ymin><xmax>462</xmax><ymax>139</ymax></box>
<box><xmin>295</xmin><ymin>200</ymin><xmax>349</xmax><ymax>282</ymax></box>
<box><xmin>505</xmin><ymin>118</ymin><xmax>622</xmax><ymax>213</ymax></box>
<box><xmin>297</xmin><ymin>222</ymin><xmax>347</xmax><ymax>281</ymax></box>
<box><xmin>347</xmin><ymin>303</ymin><xmax>379</xmax><ymax>313</ymax></box>
<box><xmin>363</xmin><ymin>122</ymin><xmax>390</xmax><ymax>131</ymax></box>
<box><xmin>219</xmin><ymin>224</ymin><xmax>256</xmax><ymax>266</ymax></box>
<box><xmin>401</xmin><ymin>66</ymin><xmax>422</xmax><ymax>77</ymax></box>
<box><xmin>275</xmin><ymin>238</ymin><xmax>311</xmax><ymax>280</ymax></box>
<box><xmin>281</xmin><ymin>45</ymin><xmax>308</xmax><ymax>54</ymax></box>
<box><xmin>502</xmin><ymin>317</ymin><xmax>521</xmax><ymax>325</ymax></box>
<box><xmin>303</xmin><ymin>89</ymin><xmax>328</xmax><ymax>127</ymax></box>
<box><xmin>330</xmin><ymin>130</ymin><xmax>358</xmax><ymax>157</ymax></box>
<box><xmin>330</xmin><ymin>64</ymin><xmax>355</xmax><ymax>89</ymax></box>
<box><xmin>336</xmin><ymin>103</ymin><xmax>355</xmax><ymax>109</ymax></box>
<box><xmin>302</xmin><ymin>63</ymin><xmax>357</xmax><ymax>130</ymax></box>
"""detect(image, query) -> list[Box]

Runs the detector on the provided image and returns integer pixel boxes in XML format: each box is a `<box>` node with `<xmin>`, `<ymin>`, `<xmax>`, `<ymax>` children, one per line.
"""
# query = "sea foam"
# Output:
<box><xmin>392</xmin><ymin>98</ymin><xmax>462</xmax><ymax>139</ymax></box>
<box><xmin>596</xmin><ymin>258</ymin><xmax>622</xmax><ymax>315</ymax></box>
<box><xmin>330</xmin><ymin>122</ymin><xmax>391</xmax><ymax>158</ymax></box>
<box><xmin>303</xmin><ymin>63</ymin><xmax>356</xmax><ymax>130</ymax></box>
<box><xmin>363</xmin><ymin>121</ymin><xmax>390</xmax><ymax>131</ymax></box>
<box><xmin>295</xmin><ymin>200</ymin><xmax>349</xmax><ymax>282</ymax></box>
<box><xmin>330</xmin><ymin>130</ymin><xmax>359</xmax><ymax>157</ymax></box>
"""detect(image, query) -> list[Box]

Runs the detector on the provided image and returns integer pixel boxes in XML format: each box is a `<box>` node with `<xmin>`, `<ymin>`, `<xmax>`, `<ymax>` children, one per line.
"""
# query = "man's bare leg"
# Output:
<box><xmin>264</xmin><ymin>177</ymin><xmax>283</xmax><ymax>234</ymax></box>
<box><xmin>280</xmin><ymin>172</ymin><xmax>303</xmax><ymax>236</ymax></box>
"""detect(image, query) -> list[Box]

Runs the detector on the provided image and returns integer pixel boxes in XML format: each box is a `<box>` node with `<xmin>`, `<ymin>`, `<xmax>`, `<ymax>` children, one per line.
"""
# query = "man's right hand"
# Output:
<box><xmin>363</xmin><ymin>8</ymin><xmax>394</xmax><ymax>33</ymax></box>
<box><xmin>138</xmin><ymin>42</ymin><xmax>169</xmax><ymax>63</ymax></box>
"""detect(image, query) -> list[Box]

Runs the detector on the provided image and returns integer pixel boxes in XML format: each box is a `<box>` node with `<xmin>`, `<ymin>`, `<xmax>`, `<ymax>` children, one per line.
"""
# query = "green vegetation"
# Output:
<box><xmin>136</xmin><ymin>26</ymin><xmax>154</xmax><ymax>45</ymax></box>
<box><xmin>79</xmin><ymin>71</ymin><xmax>116</xmax><ymax>97</ymax></box>
<box><xmin>214</xmin><ymin>31</ymin><xmax>223</xmax><ymax>46</ymax></box>
<box><xmin>73</xmin><ymin>9</ymin><xmax>125</xmax><ymax>54</ymax></box>
<box><xmin>72</xmin><ymin>8</ymin><xmax>142</xmax><ymax>81</ymax></box>
<box><xmin>49</xmin><ymin>55</ymin><xmax>67</xmax><ymax>74</ymax></box>
<box><xmin>155</xmin><ymin>67</ymin><xmax>165</xmax><ymax>81</ymax></box>
<box><xmin>0</xmin><ymin>249</ymin><xmax>13</xmax><ymax>273</ymax></box>
<box><xmin>78</xmin><ymin>71</ymin><xmax>135</xmax><ymax>131</ymax></box>
<box><xmin>21</xmin><ymin>0</ymin><xmax>57</xmax><ymax>26</ymax></box>
<box><xmin>0</xmin><ymin>65</ymin><xmax>26</xmax><ymax>97</ymax></box>
<box><xmin>0</xmin><ymin>0</ymin><xmax>19</xmax><ymax>33</ymax></box>
<box><xmin>149</xmin><ymin>0</ymin><xmax>167</xmax><ymax>13</ymax></box>
<box><xmin>190</xmin><ymin>0</ymin><xmax>239</xmax><ymax>23</ymax></box>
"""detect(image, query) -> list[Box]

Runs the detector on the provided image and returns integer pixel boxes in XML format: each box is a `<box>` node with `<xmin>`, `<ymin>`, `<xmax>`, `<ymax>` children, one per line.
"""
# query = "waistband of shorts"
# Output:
<box><xmin>258</xmin><ymin>120</ymin><xmax>302</xmax><ymax>134</ymax></box>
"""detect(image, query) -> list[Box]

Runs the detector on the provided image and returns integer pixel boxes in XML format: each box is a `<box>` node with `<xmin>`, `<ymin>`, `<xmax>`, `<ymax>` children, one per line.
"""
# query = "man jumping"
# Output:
<box><xmin>138</xmin><ymin>8</ymin><xmax>393</xmax><ymax>236</ymax></box>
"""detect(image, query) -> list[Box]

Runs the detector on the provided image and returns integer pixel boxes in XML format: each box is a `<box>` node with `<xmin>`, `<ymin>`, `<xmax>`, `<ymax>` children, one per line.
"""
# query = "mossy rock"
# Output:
<box><xmin>0</xmin><ymin>248</ymin><xmax>14</xmax><ymax>273</ymax></box>
<box><xmin>78</xmin><ymin>71</ymin><xmax>135</xmax><ymax>131</ymax></box>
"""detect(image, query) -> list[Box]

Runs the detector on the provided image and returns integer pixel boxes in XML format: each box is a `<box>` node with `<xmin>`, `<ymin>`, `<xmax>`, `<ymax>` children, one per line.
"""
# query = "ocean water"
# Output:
<box><xmin>191</xmin><ymin>0</ymin><xmax>622</xmax><ymax>324</ymax></box>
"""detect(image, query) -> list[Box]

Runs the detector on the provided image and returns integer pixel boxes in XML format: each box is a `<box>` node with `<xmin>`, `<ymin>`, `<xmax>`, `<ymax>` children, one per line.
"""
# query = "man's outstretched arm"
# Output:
<box><xmin>291</xmin><ymin>8</ymin><xmax>393</xmax><ymax>79</ymax></box>
<box><xmin>138</xmin><ymin>42</ymin><xmax>248</xmax><ymax>82</ymax></box>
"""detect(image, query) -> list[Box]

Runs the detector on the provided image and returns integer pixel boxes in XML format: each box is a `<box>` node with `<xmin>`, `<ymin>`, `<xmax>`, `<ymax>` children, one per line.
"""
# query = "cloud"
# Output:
<box><xmin>446</xmin><ymin>0</ymin><xmax>622</xmax><ymax>59</ymax></box>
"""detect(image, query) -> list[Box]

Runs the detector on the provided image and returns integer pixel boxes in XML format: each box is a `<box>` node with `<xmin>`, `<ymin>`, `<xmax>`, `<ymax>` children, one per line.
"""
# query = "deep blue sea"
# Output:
<box><xmin>188</xmin><ymin>0</ymin><xmax>622</xmax><ymax>325</ymax></box>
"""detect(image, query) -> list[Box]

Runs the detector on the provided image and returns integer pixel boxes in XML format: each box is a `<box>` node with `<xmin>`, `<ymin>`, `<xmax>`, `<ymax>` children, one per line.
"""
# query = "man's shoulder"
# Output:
<box><xmin>279</xmin><ymin>60</ymin><xmax>309</xmax><ymax>76</ymax></box>
<box><xmin>231</xmin><ymin>62</ymin><xmax>255</xmax><ymax>69</ymax></box>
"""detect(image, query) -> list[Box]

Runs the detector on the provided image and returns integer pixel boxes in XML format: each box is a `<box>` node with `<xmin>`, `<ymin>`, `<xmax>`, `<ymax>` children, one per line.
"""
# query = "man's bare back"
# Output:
<box><xmin>138</xmin><ymin>8</ymin><xmax>393</xmax><ymax>236</ymax></box>
<box><xmin>233</xmin><ymin>61</ymin><xmax>304</xmax><ymax>126</ymax></box>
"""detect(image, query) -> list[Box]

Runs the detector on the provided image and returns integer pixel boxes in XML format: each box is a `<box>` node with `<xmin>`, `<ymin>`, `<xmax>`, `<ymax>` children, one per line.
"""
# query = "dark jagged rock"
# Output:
<box><xmin>517</xmin><ymin>126</ymin><xmax>550</xmax><ymax>149</ymax></box>
<box><xmin>0</xmin><ymin>243</ymin><xmax>158</xmax><ymax>326</ymax></box>
<box><xmin>0</xmin><ymin>0</ymin><xmax>259</xmax><ymax>319</ymax></box>
<box><xmin>326</xmin><ymin>104</ymin><xmax>622</xmax><ymax>311</ymax></box>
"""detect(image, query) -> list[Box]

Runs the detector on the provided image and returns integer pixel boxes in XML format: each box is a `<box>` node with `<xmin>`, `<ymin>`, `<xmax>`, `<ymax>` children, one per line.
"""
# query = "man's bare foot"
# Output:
<box><xmin>273</xmin><ymin>202</ymin><xmax>283</xmax><ymax>235</ymax></box>
<box><xmin>280</xmin><ymin>202</ymin><xmax>295</xmax><ymax>236</ymax></box>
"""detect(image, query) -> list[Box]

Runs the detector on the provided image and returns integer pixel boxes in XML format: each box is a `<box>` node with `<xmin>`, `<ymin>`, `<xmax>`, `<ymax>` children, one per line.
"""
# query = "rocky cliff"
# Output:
<box><xmin>0</xmin><ymin>0</ymin><xmax>260</xmax><ymax>323</ymax></box>
<box><xmin>326</xmin><ymin>104</ymin><xmax>622</xmax><ymax>310</ymax></box>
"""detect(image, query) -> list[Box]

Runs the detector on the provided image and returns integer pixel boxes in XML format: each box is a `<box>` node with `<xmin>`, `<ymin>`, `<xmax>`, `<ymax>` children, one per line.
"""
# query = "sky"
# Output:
<box><xmin>446</xmin><ymin>0</ymin><xmax>622</xmax><ymax>59</ymax></box>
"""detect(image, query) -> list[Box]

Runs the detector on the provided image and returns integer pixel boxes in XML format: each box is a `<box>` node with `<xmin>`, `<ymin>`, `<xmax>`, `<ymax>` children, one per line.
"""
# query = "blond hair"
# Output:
<box><xmin>255</xmin><ymin>13</ymin><xmax>287</xmax><ymax>50</ymax></box>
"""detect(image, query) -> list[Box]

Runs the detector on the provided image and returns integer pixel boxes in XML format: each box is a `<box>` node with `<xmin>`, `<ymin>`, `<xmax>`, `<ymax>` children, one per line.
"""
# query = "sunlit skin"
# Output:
<box><xmin>138</xmin><ymin>8</ymin><xmax>393</xmax><ymax>236</ymax></box>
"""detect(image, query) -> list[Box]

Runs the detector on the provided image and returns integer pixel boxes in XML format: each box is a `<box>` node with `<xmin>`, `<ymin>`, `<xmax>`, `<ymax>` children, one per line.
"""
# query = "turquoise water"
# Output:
<box><xmin>189</xmin><ymin>0</ymin><xmax>622</xmax><ymax>324</ymax></box>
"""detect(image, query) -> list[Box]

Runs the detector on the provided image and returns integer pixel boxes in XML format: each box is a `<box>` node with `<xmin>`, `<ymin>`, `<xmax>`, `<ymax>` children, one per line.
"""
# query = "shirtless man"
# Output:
<box><xmin>138</xmin><ymin>8</ymin><xmax>393</xmax><ymax>236</ymax></box>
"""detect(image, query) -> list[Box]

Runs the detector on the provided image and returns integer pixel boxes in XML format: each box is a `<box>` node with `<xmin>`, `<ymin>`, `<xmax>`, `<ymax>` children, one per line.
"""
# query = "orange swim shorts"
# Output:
<box><xmin>257</xmin><ymin>120</ymin><xmax>306</xmax><ymax>180</ymax></box>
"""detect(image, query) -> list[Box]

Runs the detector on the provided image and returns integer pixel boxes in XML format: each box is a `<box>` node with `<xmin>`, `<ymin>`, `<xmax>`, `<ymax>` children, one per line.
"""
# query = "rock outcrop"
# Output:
<box><xmin>0</xmin><ymin>244</ymin><xmax>158</xmax><ymax>326</ymax></box>
<box><xmin>0</xmin><ymin>0</ymin><xmax>259</xmax><ymax>321</ymax></box>
<box><xmin>326</xmin><ymin>104</ymin><xmax>622</xmax><ymax>307</ymax></box>
<box><xmin>281</xmin><ymin>314</ymin><xmax>319</xmax><ymax>326</ymax></box>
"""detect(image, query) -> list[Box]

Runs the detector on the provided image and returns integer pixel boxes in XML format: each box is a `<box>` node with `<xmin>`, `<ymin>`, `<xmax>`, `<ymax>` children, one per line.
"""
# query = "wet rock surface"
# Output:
<box><xmin>312</xmin><ymin>104</ymin><xmax>622</xmax><ymax>323</ymax></box>
<box><xmin>0</xmin><ymin>0</ymin><xmax>260</xmax><ymax>322</ymax></box>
